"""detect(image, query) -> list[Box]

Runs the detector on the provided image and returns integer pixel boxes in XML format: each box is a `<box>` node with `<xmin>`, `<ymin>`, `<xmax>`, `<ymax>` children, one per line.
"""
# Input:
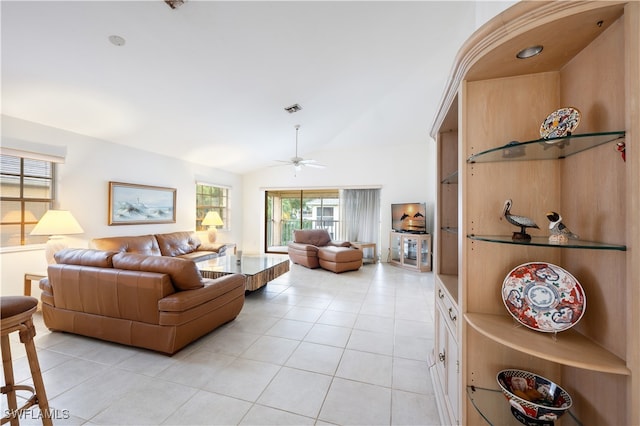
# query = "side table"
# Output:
<box><xmin>24</xmin><ymin>272</ymin><xmax>47</xmax><ymax>296</ymax></box>
<box><xmin>350</xmin><ymin>242</ymin><xmax>377</xmax><ymax>264</ymax></box>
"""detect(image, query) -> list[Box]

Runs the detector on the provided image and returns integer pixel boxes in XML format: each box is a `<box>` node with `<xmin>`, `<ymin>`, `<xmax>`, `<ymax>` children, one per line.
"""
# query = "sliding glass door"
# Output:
<box><xmin>265</xmin><ymin>189</ymin><xmax>340</xmax><ymax>253</ymax></box>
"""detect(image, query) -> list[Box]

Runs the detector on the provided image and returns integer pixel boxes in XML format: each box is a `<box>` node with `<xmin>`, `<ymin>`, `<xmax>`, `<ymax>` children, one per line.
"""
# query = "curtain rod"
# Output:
<box><xmin>259</xmin><ymin>185</ymin><xmax>383</xmax><ymax>191</ymax></box>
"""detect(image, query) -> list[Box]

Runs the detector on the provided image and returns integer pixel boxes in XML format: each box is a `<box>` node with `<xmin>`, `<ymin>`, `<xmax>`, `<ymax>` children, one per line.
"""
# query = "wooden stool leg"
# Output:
<box><xmin>20</xmin><ymin>320</ymin><xmax>52</xmax><ymax>426</ymax></box>
<box><xmin>1</xmin><ymin>335</ymin><xmax>20</xmax><ymax>426</ymax></box>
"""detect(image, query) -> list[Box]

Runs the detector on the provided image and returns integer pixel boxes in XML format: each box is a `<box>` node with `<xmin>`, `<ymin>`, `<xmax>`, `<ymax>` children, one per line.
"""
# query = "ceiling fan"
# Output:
<box><xmin>274</xmin><ymin>125</ymin><xmax>326</xmax><ymax>174</ymax></box>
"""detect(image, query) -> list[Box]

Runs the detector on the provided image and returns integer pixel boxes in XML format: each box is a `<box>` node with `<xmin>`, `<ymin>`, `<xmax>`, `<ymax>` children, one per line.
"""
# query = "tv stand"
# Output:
<box><xmin>389</xmin><ymin>231</ymin><xmax>431</xmax><ymax>272</ymax></box>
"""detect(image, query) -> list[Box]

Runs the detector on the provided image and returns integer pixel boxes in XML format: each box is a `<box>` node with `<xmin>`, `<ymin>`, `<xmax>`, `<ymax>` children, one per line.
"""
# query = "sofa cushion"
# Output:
<box><xmin>92</xmin><ymin>235</ymin><xmax>162</xmax><ymax>256</ymax></box>
<box><xmin>293</xmin><ymin>229</ymin><xmax>332</xmax><ymax>247</ymax></box>
<box><xmin>112</xmin><ymin>252</ymin><xmax>204</xmax><ymax>291</ymax></box>
<box><xmin>54</xmin><ymin>248</ymin><xmax>118</xmax><ymax>268</ymax></box>
<box><xmin>155</xmin><ymin>231</ymin><xmax>201</xmax><ymax>257</ymax></box>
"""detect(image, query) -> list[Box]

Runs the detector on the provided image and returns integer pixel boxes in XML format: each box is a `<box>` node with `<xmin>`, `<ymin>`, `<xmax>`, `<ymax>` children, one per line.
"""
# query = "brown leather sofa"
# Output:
<box><xmin>39</xmin><ymin>248</ymin><xmax>245</xmax><ymax>355</ymax></box>
<box><xmin>91</xmin><ymin>231</ymin><xmax>229</xmax><ymax>262</ymax></box>
<box><xmin>287</xmin><ymin>229</ymin><xmax>362</xmax><ymax>273</ymax></box>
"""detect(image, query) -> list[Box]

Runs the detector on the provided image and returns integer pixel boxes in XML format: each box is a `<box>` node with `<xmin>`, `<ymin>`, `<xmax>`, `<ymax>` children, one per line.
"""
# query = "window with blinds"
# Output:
<box><xmin>1</xmin><ymin>154</ymin><xmax>55</xmax><ymax>246</ymax></box>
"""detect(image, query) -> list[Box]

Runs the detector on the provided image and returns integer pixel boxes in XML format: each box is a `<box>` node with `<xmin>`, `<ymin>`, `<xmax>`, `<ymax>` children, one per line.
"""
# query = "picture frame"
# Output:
<box><xmin>108</xmin><ymin>181</ymin><xmax>176</xmax><ymax>225</ymax></box>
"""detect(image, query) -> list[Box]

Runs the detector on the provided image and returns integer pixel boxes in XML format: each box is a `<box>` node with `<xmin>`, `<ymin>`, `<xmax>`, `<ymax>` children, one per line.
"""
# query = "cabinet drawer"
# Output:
<box><xmin>436</xmin><ymin>279</ymin><xmax>459</xmax><ymax>339</ymax></box>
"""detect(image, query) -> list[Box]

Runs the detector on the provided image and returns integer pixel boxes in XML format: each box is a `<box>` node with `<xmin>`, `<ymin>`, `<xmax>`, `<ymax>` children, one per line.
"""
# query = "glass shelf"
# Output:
<box><xmin>467</xmin><ymin>386</ymin><xmax>583</xmax><ymax>426</ymax></box>
<box><xmin>441</xmin><ymin>171</ymin><xmax>458</xmax><ymax>184</ymax></box>
<box><xmin>467</xmin><ymin>131</ymin><xmax>625</xmax><ymax>163</ymax></box>
<box><xmin>467</xmin><ymin>235</ymin><xmax>626</xmax><ymax>251</ymax></box>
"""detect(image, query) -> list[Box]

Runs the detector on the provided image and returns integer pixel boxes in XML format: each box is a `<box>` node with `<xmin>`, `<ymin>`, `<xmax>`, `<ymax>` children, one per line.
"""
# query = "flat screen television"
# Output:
<box><xmin>391</xmin><ymin>202</ymin><xmax>427</xmax><ymax>233</ymax></box>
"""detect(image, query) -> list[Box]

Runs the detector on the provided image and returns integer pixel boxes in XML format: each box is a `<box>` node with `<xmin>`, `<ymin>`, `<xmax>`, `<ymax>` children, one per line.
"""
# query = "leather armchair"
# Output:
<box><xmin>287</xmin><ymin>229</ymin><xmax>351</xmax><ymax>269</ymax></box>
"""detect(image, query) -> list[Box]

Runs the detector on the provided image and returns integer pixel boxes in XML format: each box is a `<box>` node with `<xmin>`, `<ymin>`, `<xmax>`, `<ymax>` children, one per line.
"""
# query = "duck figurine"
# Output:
<box><xmin>502</xmin><ymin>199</ymin><xmax>539</xmax><ymax>241</ymax></box>
<box><xmin>546</xmin><ymin>211</ymin><xmax>579</xmax><ymax>243</ymax></box>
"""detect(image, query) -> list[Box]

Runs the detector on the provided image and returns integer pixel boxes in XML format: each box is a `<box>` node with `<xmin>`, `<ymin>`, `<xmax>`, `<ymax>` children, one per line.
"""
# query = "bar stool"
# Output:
<box><xmin>1</xmin><ymin>296</ymin><xmax>52</xmax><ymax>426</ymax></box>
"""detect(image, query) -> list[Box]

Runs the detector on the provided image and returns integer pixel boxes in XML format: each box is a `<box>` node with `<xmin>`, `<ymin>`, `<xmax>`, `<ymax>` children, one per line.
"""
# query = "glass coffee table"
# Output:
<box><xmin>197</xmin><ymin>254</ymin><xmax>290</xmax><ymax>291</ymax></box>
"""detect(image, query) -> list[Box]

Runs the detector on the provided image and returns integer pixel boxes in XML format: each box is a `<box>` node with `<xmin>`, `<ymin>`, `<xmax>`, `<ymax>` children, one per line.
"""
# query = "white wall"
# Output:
<box><xmin>474</xmin><ymin>1</ymin><xmax>517</xmax><ymax>29</ymax></box>
<box><xmin>1</xmin><ymin>115</ymin><xmax>243</xmax><ymax>297</ymax></box>
<box><xmin>243</xmin><ymin>138</ymin><xmax>436</xmax><ymax>259</ymax></box>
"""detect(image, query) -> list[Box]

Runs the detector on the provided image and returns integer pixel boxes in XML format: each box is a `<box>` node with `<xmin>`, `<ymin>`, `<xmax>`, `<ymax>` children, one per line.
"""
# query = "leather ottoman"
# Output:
<box><xmin>317</xmin><ymin>246</ymin><xmax>363</xmax><ymax>273</ymax></box>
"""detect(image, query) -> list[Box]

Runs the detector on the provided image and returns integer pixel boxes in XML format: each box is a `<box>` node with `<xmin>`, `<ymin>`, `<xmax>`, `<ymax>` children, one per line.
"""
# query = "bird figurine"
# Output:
<box><xmin>502</xmin><ymin>199</ymin><xmax>539</xmax><ymax>241</ymax></box>
<box><xmin>546</xmin><ymin>211</ymin><xmax>579</xmax><ymax>243</ymax></box>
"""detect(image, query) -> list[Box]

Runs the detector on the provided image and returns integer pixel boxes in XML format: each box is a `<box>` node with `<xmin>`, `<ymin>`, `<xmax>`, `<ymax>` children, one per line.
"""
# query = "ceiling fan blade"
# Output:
<box><xmin>269</xmin><ymin>159</ymin><xmax>295</xmax><ymax>168</ymax></box>
<box><xmin>272</xmin><ymin>125</ymin><xmax>326</xmax><ymax>172</ymax></box>
<box><xmin>304</xmin><ymin>162</ymin><xmax>326</xmax><ymax>168</ymax></box>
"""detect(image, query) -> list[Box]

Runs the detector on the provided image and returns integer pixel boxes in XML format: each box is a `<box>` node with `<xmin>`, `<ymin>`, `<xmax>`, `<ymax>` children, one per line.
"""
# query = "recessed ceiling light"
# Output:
<box><xmin>108</xmin><ymin>35</ymin><xmax>126</xmax><ymax>46</ymax></box>
<box><xmin>516</xmin><ymin>45</ymin><xmax>543</xmax><ymax>59</ymax></box>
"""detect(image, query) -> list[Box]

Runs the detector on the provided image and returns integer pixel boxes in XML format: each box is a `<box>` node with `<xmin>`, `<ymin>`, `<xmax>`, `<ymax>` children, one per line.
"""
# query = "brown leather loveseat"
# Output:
<box><xmin>40</xmin><ymin>248</ymin><xmax>245</xmax><ymax>355</ymax></box>
<box><xmin>287</xmin><ymin>229</ymin><xmax>363</xmax><ymax>273</ymax></box>
<box><xmin>91</xmin><ymin>231</ymin><xmax>230</xmax><ymax>262</ymax></box>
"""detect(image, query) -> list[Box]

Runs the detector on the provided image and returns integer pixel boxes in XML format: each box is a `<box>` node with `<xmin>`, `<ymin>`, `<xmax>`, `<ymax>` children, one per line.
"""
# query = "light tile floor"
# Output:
<box><xmin>2</xmin><ymin>262</ymin><xmax>441</xmax><ymax>425</ymax></box>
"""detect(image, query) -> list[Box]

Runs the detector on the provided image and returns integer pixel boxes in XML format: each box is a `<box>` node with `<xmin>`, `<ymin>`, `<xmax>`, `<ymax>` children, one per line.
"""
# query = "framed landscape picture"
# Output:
<box><xmin>108</xmin><ymin>181</ymin><xmax>176</xmax><ymax>225</ymax></box>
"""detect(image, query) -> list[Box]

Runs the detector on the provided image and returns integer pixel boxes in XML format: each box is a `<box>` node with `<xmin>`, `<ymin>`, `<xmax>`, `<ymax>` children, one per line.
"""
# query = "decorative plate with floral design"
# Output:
<box><xmin>539</xmin><ymin>107</ymin><xmax>581</xmax><ymax>139</ymax></box>
<box><xmin>502</xmin><ymin>262</ymin><xmax>586</xmax><ymax>333</ymax></box>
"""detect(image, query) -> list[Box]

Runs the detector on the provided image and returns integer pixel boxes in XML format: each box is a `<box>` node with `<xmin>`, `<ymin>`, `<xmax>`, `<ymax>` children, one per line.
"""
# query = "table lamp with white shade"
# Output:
<box><xmin>201</xmin><ymin>211</ymin><xmax>223</xmax><ymax>243</ymax></box>
<box><xmin>30</xmin><ymin>210</ymin><xmax>84</xmax><ymax>264</ymax></box>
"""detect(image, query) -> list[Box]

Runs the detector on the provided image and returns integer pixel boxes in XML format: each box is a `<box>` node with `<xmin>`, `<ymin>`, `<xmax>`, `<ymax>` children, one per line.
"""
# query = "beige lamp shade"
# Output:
<box><xmin>30</xmin><ymin>210</ymin><xmax>84</xmax><ymax>264</ymax></box>
<box><xmin>201</xmin><ymin>211</ymin><xmax>224</xmax><ymax>227</ymax></box>
<box><xmin>31</xmin><ymin>210</ymin><xmax>84</xmax><ymax>236</ymax></box>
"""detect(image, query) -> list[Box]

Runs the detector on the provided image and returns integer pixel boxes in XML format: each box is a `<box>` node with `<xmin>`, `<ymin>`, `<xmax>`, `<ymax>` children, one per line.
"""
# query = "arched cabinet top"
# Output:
<box><xmin>429</xmin><ymin>1</ymin><xmax>626</xmax><ymax>138</ymax></box>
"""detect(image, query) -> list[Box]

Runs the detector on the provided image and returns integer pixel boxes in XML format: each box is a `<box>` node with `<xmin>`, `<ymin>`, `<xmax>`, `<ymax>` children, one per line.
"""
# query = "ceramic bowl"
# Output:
<box><xmin>497</xmin><ymin>369</ymin><xmax>572</xmax><ymax>422</ymax></box>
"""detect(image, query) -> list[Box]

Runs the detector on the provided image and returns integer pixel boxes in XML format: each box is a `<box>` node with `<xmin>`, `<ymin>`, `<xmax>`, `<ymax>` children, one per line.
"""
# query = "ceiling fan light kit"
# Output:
<box><xmin>274</xmin><ymin>124</ymin><xmax>326</xmax><ymax>175</ymax></box>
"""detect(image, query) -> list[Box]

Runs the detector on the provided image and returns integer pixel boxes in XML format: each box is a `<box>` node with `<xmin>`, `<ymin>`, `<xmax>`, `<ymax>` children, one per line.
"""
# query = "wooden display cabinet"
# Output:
<box><xmin>389</xmin><ymin>231</ymin><xmax>432</xmax><ymax>272</ymax></box>
<box><xmin>430</xmin><ymin>2</ymin><xmax>639</xmax><ymax>425</ymax></box>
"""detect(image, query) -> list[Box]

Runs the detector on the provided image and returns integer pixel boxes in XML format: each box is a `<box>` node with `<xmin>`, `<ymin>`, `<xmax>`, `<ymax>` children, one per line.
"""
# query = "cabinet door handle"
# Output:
<box><xmin>448</xmin><ymin>308</ymin><xmax>457</xmax><ymax>322</ymax></box>
<box><xmin>438</xmin><ymin>289</ymin><xmax>445</xmax><ymax>299</ymax></box>
<box><xmin>438</xmin><ymin>351</ymin><xmax>446</xmax><ymax>362</ymax></box>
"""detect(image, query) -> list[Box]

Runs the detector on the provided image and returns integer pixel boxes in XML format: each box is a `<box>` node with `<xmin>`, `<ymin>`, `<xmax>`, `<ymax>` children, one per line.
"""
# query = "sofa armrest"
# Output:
<box><xmin>158</xmin><ymin>274</ymin><xmax>245</xmax><ymax>312</ymax></box>
<box><xmin>39</xmin><ymin>278</ymin><xmax>55</xmax><ymax>307</ymax></box>
<box><xmin>287</xmin><ymin>242</ymin><xmax>320</xmax><ymax>254</ymax></box>
<box><xmin>197</xmin><ymin>242</ymin><xmax>227</xmax><ymax>253</ymax></box>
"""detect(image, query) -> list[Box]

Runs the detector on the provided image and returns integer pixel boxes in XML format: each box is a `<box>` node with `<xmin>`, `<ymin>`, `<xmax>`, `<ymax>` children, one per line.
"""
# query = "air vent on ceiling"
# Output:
<box><xmin>284</xmin><ymin>104</ymin><xmax>303</xmax><ymax>114</ymax></box>
<box><xmin>165</xmin><ymin>0</ymin><xmax>185</xmax><ymax>9</ymax></box>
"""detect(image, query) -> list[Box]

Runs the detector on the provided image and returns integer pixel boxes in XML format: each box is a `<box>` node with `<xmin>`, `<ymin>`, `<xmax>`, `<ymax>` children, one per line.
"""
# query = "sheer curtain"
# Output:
<box><xmin>340</xmin><ymin>188</ymin><xmax>380</xmax><ymax>246</ymax></box>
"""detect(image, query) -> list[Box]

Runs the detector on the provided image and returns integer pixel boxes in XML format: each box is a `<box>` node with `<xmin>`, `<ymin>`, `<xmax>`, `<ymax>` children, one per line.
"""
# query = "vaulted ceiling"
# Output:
<box><xmin>2</xmin><ymin>1</ymin><xmax>487</xmax><ymax>174</ymax></box>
